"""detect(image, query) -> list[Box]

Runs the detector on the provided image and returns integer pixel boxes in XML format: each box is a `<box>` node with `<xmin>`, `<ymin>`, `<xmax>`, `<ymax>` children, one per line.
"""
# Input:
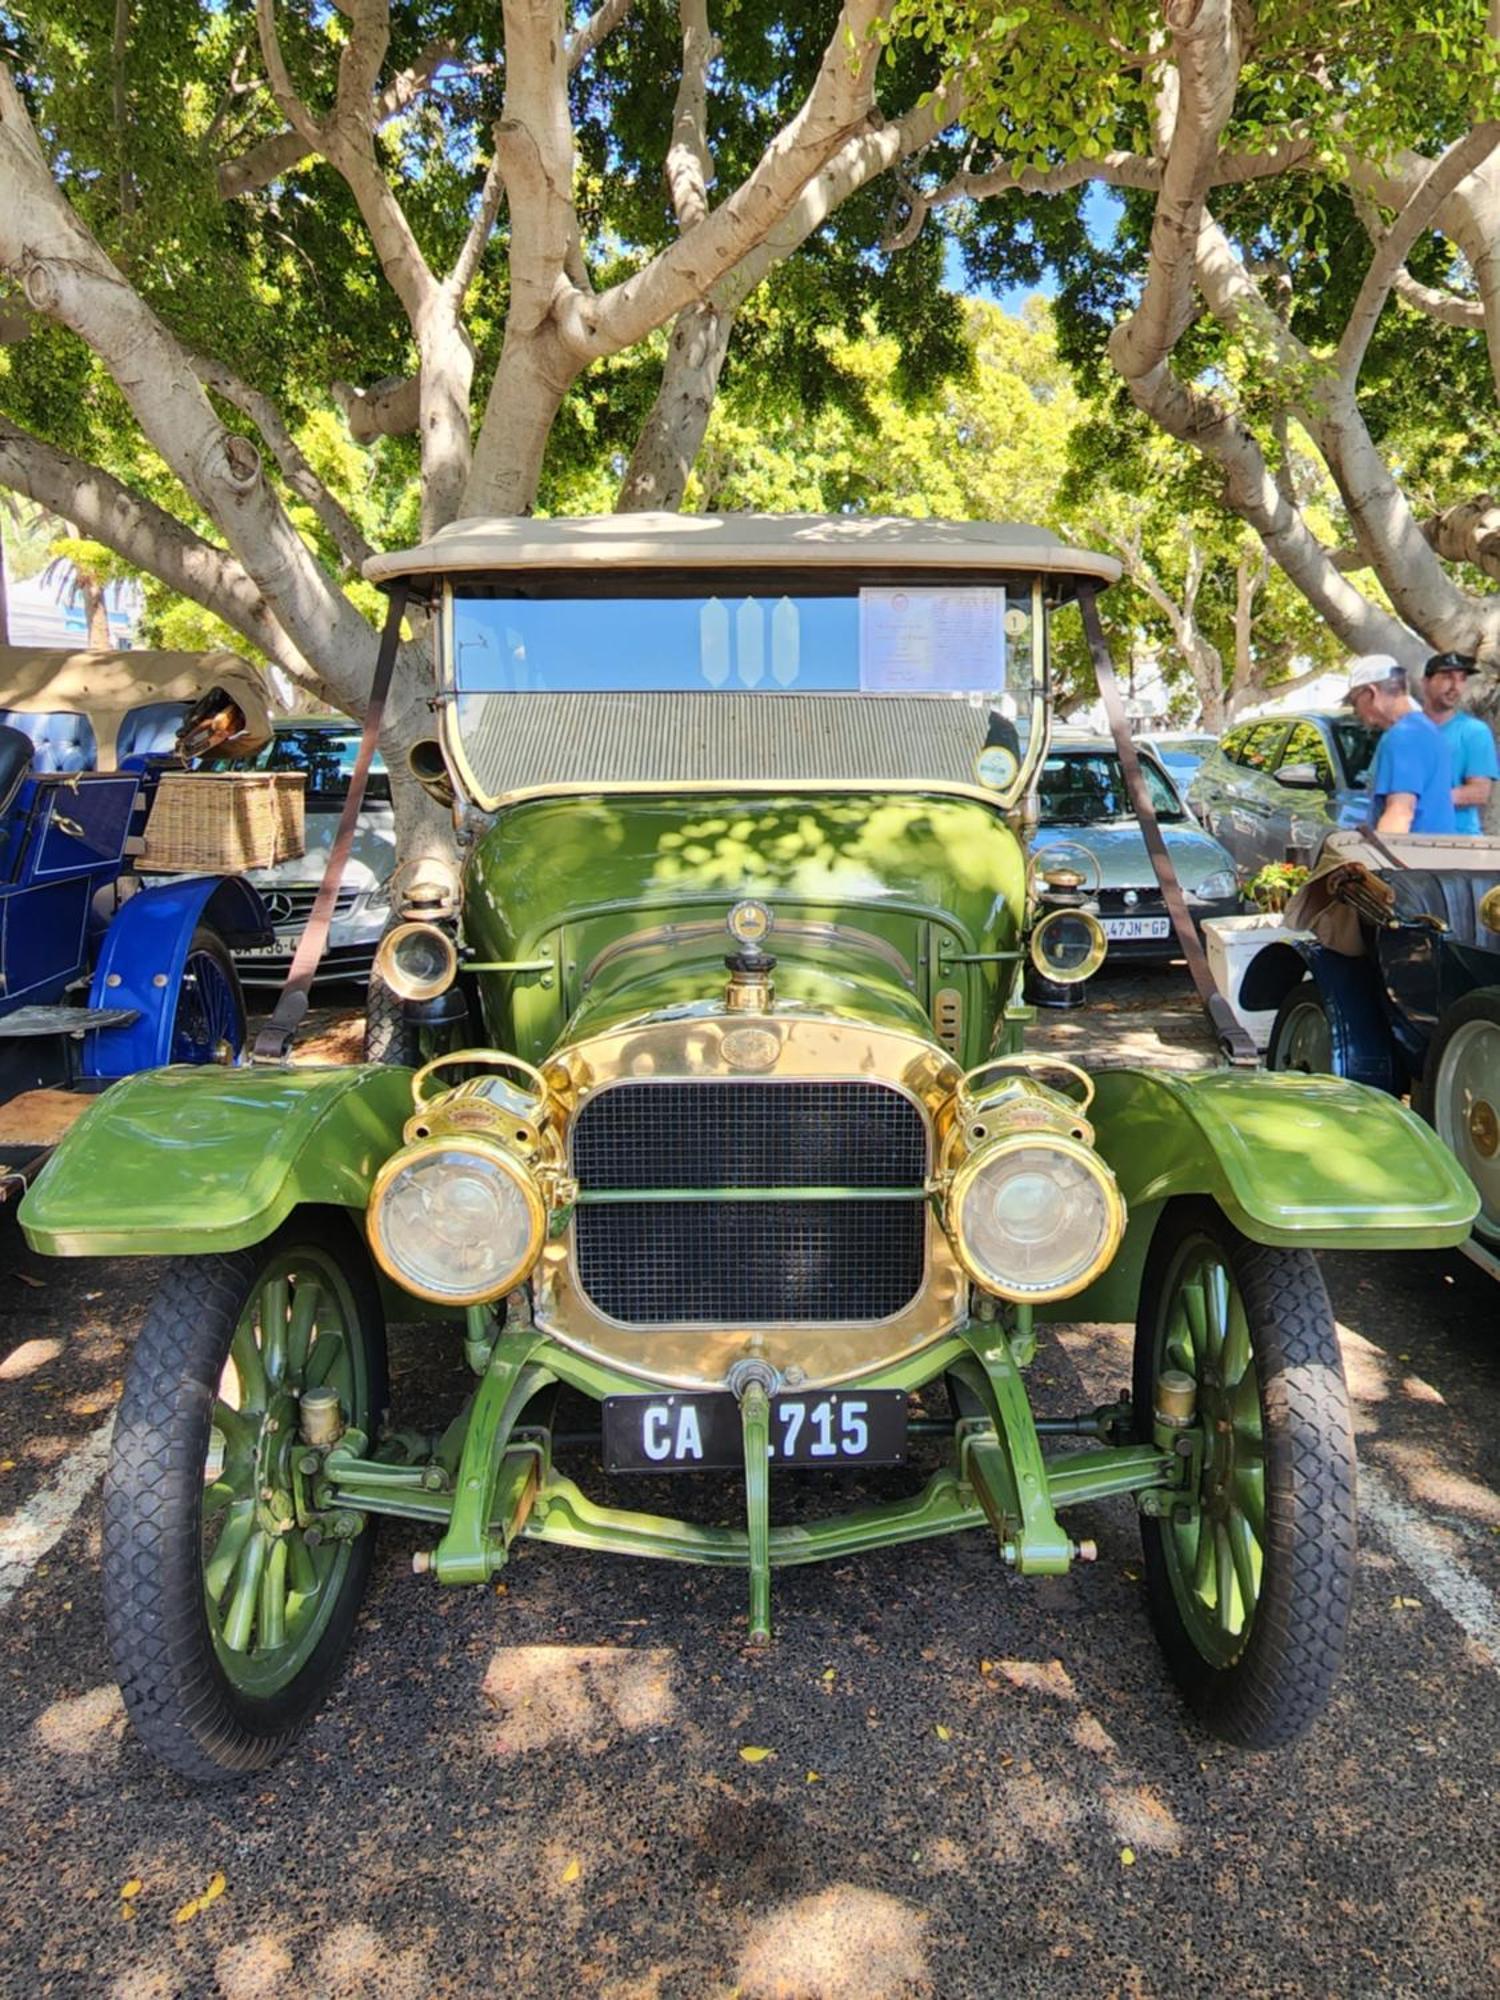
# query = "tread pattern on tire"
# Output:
<box><xmin>1134</xmin><ymin>1198</ymin><xmax>1358</xmax><ymax>1750</ymax></box>
<box><xmin>363</xmin><ymin>963</ymin><xmax>419</xmax><ymax>1066</ymax></box>
<box><xmin>103</xmin><ymin>1214</ymin><xmax>385</xmax><ymax>1783</ymax></box>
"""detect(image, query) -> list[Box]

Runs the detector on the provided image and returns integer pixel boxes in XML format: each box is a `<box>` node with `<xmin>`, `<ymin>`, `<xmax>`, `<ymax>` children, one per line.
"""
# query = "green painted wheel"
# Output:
<box><xmin>104</xmin><ymin>1212</ymin><xmax>387</xmax><ymax>1782</ymax></box>
<box><xmin>1133</xmin><ymin>1199</ymin><xmax>1356</xmax><ymax>1747</ymax></box>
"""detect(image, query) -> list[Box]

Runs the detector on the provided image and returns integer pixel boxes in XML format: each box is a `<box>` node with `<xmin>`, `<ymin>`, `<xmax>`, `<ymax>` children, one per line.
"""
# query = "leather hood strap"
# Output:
<box><xmin>1078</xmin><ymin>585</ymin><xmax>1258</xmax><ymax>1067</ymax></box>
<box><xmin>252</xmin><ymin>585</ymin><xmax>409</xmax><ymax>1064</ymax></box>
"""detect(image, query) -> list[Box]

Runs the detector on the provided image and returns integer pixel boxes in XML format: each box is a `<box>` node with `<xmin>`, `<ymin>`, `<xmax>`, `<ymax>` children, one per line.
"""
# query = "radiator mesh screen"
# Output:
<box><xmin>570</xmin><ymin>1080</ymin><xmax>928</xmax><ymax>1325</ymax></box>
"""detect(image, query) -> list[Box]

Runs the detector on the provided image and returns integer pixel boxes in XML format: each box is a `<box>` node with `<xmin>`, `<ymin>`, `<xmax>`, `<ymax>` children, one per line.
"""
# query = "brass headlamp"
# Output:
<box><xmin>367</xmin><ymin>1051</ymin><xmax>562</xmax><ymax>1307</ymax></box>
<box><xmin>373</xmin><ymin>921</ymin><xmax>458</xmax><ymax>1003</ymax></box>
<box><xmin>941</xmin><ymin>1058</ymin><xmax>1125</xmax><ymax>1303</ymax></box>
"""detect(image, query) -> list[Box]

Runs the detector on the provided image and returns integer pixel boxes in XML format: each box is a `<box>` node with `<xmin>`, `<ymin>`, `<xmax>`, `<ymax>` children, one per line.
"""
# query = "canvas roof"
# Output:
<box><xmin>363</xmin><ymin>512</ymin><xmax>1122</xmax><ymax>589</ymax></box>
<box><xmin>0</xmin><ymin>647</ymin><xmax>275</xmax><ymax>766</ymax></box>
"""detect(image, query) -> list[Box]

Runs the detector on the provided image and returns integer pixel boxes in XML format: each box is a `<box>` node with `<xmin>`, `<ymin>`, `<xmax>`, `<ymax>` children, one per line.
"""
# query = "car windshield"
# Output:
<box><xmin>1331</xmin><ymin>718</ymin><xmax>1378</xmax><ymax>791</ymax></box>
<box><xmin>446</xmin><ymin>582</ymin><xmax>1043</xmax><ymax>801</ymax></box>
<box><xmin>205</xmin><ymin>726</ymin><xmax>390</xmax><ymax>804</ymax></box>
<box><xmin>1038</xmin><ymin>749</ymin><xmax>1185</xmax><ymax>824</ymax></box>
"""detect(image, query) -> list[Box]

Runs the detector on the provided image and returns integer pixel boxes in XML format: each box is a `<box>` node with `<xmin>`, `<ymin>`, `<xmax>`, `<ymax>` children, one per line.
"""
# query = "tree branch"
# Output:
<box><xmin>218</xmin><ymin>37</ymin><xmax>459</xmax><ymax>198</ymax></box>
<box><xmin>187</xmin><ymin>351</ymin><xmax>373</xmax><ymax>571</ymax></box>
<box><xmin>0</xmin><ymin>61</ymin><xmax>375</xmax><ymax>692</ymax></box>
<box><xmin>1418</xmin><ymin>492</ymin><xmax>1500</xmax><ymax>582</ymax></box>
<box><xmin>569</xmin><ymin>0</ymin><xmax>893</xmax><ymax>361</ymax></box>
<box><xmin>1189</xmin><ymin>210</ymin><xmax>1480</xmax><ymax>652</ymax></box>
<box><xmin>1336</xmin><ymin>121</ymin><xmax>1500</xmax><ymax>389</ymax></box>
<box><xmin>1108</xmin><ymin>0</ymin><xmax>1240</xmax><ymax>386</ymax></box>
<box><xmin>1393</xmin><ymin>266</ymin><xmax>1486</xmax><ymax>329</ymax></box>
<box><xmin>332</xmin><ymin>372</ymin><xmax>421</xmax><ymax>443</ymax></box>
<box><xmin>665</xmin><ymin>0</ymin><xmax>716</xmax><ymax>233</ymax></box>
<box><xmin>448</xmin><ymin>149</ymin><xmax>508</xmax><ymax>304</ymax></box>
<box><xmin>567</xmin><ymin>0</ymin><xmax>636</xmax><ymax>70</ymax></box>
<box><xmin>0</xmin><ymin>413</ymin><xmax>309</xmax><ymax>677</ymax></box>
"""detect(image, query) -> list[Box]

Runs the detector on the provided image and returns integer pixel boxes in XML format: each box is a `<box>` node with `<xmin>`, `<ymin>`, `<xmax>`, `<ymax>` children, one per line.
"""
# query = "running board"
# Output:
<box><xmin>0</xmin><ymin>1004</ymin><xmax>141</xmax><ymax>1037</ymax></box>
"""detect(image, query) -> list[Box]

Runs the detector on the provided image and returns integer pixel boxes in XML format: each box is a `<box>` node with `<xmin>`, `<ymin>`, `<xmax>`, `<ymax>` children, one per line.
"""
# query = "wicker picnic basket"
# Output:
<box><xmin>141</xmin><ymin>771</ymin><xmax>306</xmax><ymax>873</ymax></box>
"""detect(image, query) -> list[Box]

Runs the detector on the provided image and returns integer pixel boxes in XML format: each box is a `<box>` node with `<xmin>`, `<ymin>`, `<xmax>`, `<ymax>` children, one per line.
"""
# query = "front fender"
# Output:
<box><xmin>1044</xmin><ymin>1066</ymin><xmax>1478</xmax><ymax>1322</ymax></box>
<box><xmin>85</xmin><ymin>875</ymin><xmax>271</xmax><ymax>1076</ymax></box>
<box><xmin>20</xmin><ymin>1063</ymin><xmax>412</xmax><ymax>1257</ymax></box>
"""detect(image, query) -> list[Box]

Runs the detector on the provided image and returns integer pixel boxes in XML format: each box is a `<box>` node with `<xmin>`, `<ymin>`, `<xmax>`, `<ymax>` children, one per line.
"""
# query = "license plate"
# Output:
<box><xmin>1101</xmin><ymin>916</ymin><xmax>1170</xmax><ymax>940</ymax></box>
<box><xmin>236</xmin><ymin>941</ymin><xmax>292</xmax><ymax>959</ymax></box>
<box><xmin>602</xmin><ymin>1389</ymin><xmax>907</xmax><ymax>1473</ymax></box>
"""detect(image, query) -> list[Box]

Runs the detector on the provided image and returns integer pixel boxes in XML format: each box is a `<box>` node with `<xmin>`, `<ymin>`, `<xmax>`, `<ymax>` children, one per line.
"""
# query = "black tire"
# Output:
<box><xmin>1133</xmin><ymin>1198</ymin><xmax>1357</xmax><ymax>1748</ymax></box>
<box><xmin>1266</xmin><ymin>979</ymin><xmax>1335</xmax><ymax>1075</ymax></box>
<box><xmin>170</xmin><ymin>924</ymin><xmax>247</xmax><ymax>1064</ymax></box>
<box><xmin>1415</xmin><ymin>987</ymin><xmax>1500</xmax><ymax>1247</ymax></box>
<box><xmin>104</xmin><ymin>1210</ymin><xmax>387</xmax><ymax>1782</ymax></box>
<box><xmin>363</xmin><ymin>960</ymin><xmax>421</xmax><ymax>1065</ymax></box>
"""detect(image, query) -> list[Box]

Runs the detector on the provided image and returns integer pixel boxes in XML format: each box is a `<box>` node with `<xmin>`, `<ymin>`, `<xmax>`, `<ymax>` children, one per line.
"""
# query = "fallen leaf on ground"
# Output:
<box><xmin>1120</xmin><ymin>1848</ymin><xmax>1136</xmax><ymax>1867</ymax></box>
<box><xmin>120</xmin><ymin>1880</ymin><xmax>142</xmax><ymax>1900</ymax></box>
<box><xmin>806</xmin><ymin>1771</ymin><xmax>821</xmax><ymax>1783</ymax></box>
<box><xmin>935</xmin><ymin>1724</ymin><xmax>952</xmax><ymax>1741</ymax></box>
<box><xmin>14</xmin><ymin>1272</ymin><xmax>43</xmax><ymax>1289</ymax></box>
<box><xmin>174</xmin><ymin>1873</ymin><xmax>227</xmax><ymax>1924</ymax></box>
<box><xmin>561</xmin><ymin>1858</ymin><xmax>581</xmax><ymax>1884</ymax></box>
<box><xmin>738</xmin><ymin>1746</ymin><xmax>774</xmax><ymax>1764</ymax></box>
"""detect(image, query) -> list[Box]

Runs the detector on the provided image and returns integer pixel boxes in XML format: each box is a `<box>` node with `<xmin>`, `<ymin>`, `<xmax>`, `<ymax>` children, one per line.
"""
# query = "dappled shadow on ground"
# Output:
<box><xmin>2</xmin><ymin>1210</ymin><xmax>1499</xmax><ymax>1995</ymax></box>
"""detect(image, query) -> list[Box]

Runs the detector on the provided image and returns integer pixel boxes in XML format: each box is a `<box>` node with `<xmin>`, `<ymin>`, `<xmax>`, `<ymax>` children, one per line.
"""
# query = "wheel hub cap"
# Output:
<box><xmin>1469</xmin><ymin>1098</ymin><xmax>1498</xmax><ymax>1161</ymax></box>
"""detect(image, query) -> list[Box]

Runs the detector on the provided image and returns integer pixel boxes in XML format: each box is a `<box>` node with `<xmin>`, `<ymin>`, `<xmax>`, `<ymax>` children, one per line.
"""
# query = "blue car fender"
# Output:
<box><xmin>84</xmin><ymin>875</ymin><xmax>270</xmax><ymax>1076</ymax></box>
<box><xmin>1238</xmin><ymin>936</ymin><xmax>1401</xmax><ymax>1093</ymax></box>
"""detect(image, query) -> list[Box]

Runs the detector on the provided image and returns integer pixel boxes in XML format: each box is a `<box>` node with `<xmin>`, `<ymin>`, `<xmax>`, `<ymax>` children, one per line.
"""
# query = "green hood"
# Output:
<box><xmin>462</xmin><ymin>790</ymin><xmax>1026</xmax><ymax>1064</ymax></box>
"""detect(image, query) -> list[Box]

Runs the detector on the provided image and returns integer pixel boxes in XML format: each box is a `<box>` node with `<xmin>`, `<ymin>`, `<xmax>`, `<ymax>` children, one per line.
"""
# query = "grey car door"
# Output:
<box><xmin>1221</xmin><ymin>720</ymin><xmax>1291</xmax><ymax>871</ymax></box>
<box><xmin>1266</xmin><ymin>719</ymin><xmax>1339</xmax><ymax>863</ymax></box>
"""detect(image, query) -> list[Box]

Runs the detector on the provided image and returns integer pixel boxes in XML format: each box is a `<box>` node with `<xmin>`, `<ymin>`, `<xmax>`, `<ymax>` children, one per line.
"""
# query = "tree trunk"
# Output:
<box><xmin>82</xmin><ymin>575</ymin><xmax>111</xmax><ymax>648</ymax></box>
<box><xmin>463</xmin><ymin>320</ymin><xmax>578</xmax><ymax>516</ymax></box>
<box><xmin>616</xmin><ymin>301</ymin><xmax>735</xmax><ymax>511</ymax></box>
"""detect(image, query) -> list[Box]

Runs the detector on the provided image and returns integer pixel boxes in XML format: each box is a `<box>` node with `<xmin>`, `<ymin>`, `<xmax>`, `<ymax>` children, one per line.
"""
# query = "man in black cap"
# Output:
<box><xmin>1419</xmin><ymin>652</ymin><xmax>1497</xmax><ymax>835</ymax></box>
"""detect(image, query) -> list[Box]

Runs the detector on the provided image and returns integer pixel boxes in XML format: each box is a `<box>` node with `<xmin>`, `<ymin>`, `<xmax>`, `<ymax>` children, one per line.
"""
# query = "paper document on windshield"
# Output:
<box><xmin>858</xmin><ymin>588</ymin><xmax>1004</xmax><ymax>693</ymax></box>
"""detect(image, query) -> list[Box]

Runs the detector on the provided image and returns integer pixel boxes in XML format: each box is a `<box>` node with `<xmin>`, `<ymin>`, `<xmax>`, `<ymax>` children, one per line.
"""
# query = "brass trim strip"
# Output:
<box><xmin>573</xmin><ymin>1185</ymin><xmax>930</xmax><ymax>1204</ymax></box>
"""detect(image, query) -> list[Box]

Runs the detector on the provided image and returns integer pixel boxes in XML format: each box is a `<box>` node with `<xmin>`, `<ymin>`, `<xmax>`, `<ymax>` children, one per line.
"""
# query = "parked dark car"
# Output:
<box><xmin>1032</xmin><ymin>736</ymin><xmax>1241</xmax><ymax>959</ymax></box>
<box><xmin>1242</xmin><ymin>829</ymin><xmax>1500</xmax><ymax>1248</ymax></box>
<box><xmin>0</xmin><ymin>722</ymin><xmax>264</xmax><ymax>1198</ymax></box>
<box><xmin>1188</xmin><ymin>712</ymin><xmax>1378</xmax><ymax>874</ymax></box>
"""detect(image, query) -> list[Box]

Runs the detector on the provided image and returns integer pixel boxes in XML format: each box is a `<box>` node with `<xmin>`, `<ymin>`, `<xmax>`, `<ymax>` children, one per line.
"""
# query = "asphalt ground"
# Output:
<box><xmin>0</xmin><ymin>974</ymin><xmax>1497</xmax><ymax>1998</ymax></box>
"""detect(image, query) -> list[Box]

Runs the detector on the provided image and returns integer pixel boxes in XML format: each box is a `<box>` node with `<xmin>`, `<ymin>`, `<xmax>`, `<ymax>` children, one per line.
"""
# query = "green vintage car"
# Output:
<box><xmin>20</xmin><ymin>516</ymin><xmax>1478</xmax><ymax>1781</ymax></box>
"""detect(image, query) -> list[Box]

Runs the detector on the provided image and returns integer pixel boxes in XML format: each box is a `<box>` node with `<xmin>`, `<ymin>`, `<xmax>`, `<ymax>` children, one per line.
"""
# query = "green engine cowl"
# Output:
<box><xmin>461</xmin><ymin>790</ymin><xmax>1027</xmax><ymax>1066</ymax></box>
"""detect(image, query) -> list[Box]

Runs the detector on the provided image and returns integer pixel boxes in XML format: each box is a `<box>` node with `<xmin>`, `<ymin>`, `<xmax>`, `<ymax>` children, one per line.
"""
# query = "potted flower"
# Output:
<box><xmin>1244</xmin><ymin>861</ymin><xmax>1310</xmax><ymax>913</ymax></box>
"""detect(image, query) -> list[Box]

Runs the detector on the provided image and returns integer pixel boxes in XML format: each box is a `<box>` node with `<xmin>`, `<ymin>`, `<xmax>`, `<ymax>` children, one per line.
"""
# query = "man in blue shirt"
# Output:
<box><xmin>1419</xmin><ymin>651</ymin><xmax>1497</xmax><ymax>835</ymax></box>
<box><xmin>1344</xmin><ymin>655</ymin><xmax>1457</xmax><ymax>836</ymax></box>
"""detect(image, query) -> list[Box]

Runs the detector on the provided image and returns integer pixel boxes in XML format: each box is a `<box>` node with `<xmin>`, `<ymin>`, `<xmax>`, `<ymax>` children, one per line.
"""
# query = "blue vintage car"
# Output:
<box><xmin>0</xmin><ymin>722</ymin><xmax>267</xmax><ymax>1197</ymax></box>
<box><xmin>1241</xmin><ymin>829</ymin><xmax>1500</xmax><ymax>1252</ymax></box>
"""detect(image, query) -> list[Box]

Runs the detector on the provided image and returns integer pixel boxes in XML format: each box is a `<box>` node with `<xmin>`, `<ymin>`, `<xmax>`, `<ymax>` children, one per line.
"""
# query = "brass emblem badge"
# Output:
<box><xmin>721</xmin><ymin>1027</ymin><xmax>780</xmax><ymax>1072</ymax></box>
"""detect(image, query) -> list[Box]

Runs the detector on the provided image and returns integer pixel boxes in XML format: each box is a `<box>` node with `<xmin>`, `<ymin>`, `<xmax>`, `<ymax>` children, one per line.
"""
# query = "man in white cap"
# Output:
<box><xmin>1345</xmin><ymin>655</ymin><xmax>1456</xmax><ymax>836</ymax></box>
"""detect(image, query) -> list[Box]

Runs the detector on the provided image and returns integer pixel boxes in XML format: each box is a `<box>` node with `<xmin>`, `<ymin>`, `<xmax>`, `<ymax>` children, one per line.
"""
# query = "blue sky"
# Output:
<box><xmin>944</xmin><ymin>185</ymin><xmax>1125</xmax><ymax>310</ymax></box>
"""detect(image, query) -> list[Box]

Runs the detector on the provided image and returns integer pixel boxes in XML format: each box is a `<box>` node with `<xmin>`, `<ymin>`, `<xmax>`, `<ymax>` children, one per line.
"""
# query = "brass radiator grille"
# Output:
<box><xmin>569</xmin><ymin>1080</ymin><xmax>928</xmax><ymax>1325</ymax></box>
